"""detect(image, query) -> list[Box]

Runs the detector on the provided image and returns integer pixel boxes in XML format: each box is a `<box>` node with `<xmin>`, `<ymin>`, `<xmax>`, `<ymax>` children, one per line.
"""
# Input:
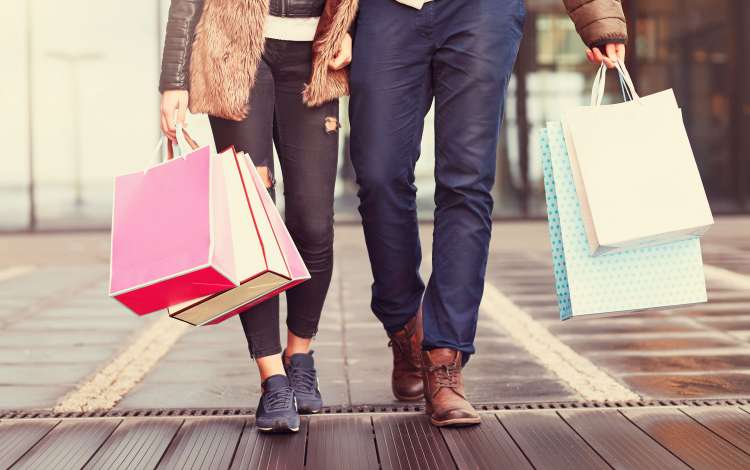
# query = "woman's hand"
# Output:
<box><xmin>586</xmin><ymin>43</ymin><xmax>626</xmax><ymax>69</ymax></box>
<box><xmin>328</xmin><ymin>33</ymin><xmax>352</xmax><ymax>70</ymax></box>
<box><xmin>160</xmin><ymin>90</ymin><xmax>189</xmax><ymax>141</ymax></box>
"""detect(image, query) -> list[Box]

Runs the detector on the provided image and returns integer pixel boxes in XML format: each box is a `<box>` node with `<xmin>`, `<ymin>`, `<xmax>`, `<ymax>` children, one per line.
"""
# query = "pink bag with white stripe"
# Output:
<box><xmin>109</xmin><ymin>132</ymin><xmax>238</xmax><ymax>314</ymax></box>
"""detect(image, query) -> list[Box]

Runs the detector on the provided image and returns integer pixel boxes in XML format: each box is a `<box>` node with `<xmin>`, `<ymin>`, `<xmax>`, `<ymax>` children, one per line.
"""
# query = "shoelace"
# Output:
<box><xmin>289</xmin><ymin>367</ymin><xmax>318</xmax><ymax>393</ymax></box>
<box><xmin>388</xmin><ymin>335</ymin><xmax>421</xmax><ymax>368</ymax></box>
<box><xmin>428</xmin><ymin>364</ymin><xmax>459</xmax><ymax>390</ymax></box>
<box><xmin>264</xmin><ymin>386</ymin><xmax>295</xmax><ymax>411</ymax></box>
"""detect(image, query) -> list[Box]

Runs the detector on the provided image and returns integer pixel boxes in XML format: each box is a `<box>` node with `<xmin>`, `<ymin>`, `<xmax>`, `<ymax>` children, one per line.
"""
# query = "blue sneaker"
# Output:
<box><xmin>284</xmin><ymin>351</ymin><xmax>323</xmax><ymax>414</ymax></box>
<box><xmin>255</xmin><ymin>374</ymin><xmax>299</xmax><ymax>433</ymax></box>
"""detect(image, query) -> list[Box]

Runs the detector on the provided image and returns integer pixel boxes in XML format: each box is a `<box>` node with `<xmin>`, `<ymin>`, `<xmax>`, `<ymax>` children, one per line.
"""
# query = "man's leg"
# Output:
<box><xmin>349</xmin><ymin>0</ymin><xmax>433</xmax><ymax>400</ymax></box>
<box><xmin>350</xmin><ymin>0</ymin><xmax>433</xmax><ymax>332</ymax></box>
<box><xmin>421</xmin><ymin>0</ymin><xmax>525</xmax><ymax>426</ymax></box>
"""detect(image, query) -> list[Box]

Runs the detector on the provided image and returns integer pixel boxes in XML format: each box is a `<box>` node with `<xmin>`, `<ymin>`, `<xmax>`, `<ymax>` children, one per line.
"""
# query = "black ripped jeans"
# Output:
<box><xmin>209</xmin><ymin>39</ymin><xmax>338</xmax><ymax>359</ymax></box>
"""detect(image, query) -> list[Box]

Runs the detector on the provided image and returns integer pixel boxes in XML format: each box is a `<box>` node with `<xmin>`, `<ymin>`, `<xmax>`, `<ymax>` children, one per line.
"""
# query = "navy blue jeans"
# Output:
<box><xmin>349</xmin><ymin>0</ymin><xmax>524</xmax><ymax>358</ymax></box>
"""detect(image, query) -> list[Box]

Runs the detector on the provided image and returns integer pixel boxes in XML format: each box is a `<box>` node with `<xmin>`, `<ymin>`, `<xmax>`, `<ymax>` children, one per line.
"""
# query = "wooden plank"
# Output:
<box><xmin>623</xmin><ymin>408</ymin><xmax>750</xmax><ymax>469</ymax></box>
<box><xmin>11</xmin><ymin>419</ymin><xmax>121</xmax><ymax>470</ymax></box>
<box><xmin>440</xmin><ymin>415</ymin><xmax>532</xmax><ymax>470</ymax></box>
<box><xmin>230</xmin><ymin>417</ymin><xmax>307</xmax><ymax>470</ymax></box>
<box><xmin>306</xmin><ymin>416</ymin><xmax>378</xmax><ymax>470</ymax></box>
<box><xmin>156</xmin><ymin>417</ymin><xmax>244</xmax><ymax>470</ymax></box>
<box><xmin>83</xmin><ymin>418</ymin><xmax>183</xmax><ymax>470</ymax></box>
<box><xmin>373</xmin><ymin>414</ymin><xmax>456</xmax><ymax>470</ymax></box>
<box><xmin>498</xmin><ymin>410</ymin><xmax>609</xmax><ymax>470</ymax></box>
<box><xmin>682</xmin><ymin>407</ymin><xmax>750</xmax><ymax>455</ymax></box>
<box><xmin>0</xmin><ymin>420</ymin><xmax>59</xmax><ymax>469</ymax></box>
<box><xmin>560</xmin><ymin>409</ymin><xmax>690</xmax><ymax>469</ymax></box>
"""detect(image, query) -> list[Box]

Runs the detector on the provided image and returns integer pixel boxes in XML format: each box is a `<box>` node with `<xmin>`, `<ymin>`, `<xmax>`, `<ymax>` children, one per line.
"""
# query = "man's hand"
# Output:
<box><xmin>586</xmin><ymin>43</ymin><xmax>626</xmax><ymax>69</ymax></box>
<box><xmin>328</xmin><ymin>33</ymin><xmax>352</xmax><ymax>70</ymax></box>
<box><xmin>160</xmin><ymin>90</ymin><xmax>189</xmax><ymax>142</ymax></box>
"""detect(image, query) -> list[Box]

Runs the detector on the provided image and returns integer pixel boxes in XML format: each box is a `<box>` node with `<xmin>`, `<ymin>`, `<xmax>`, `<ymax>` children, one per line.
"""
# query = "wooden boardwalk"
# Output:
<box><xmin>2</xmin><ymin>405</ymin><xmax>750</xmax><ymax>469</ymax></box>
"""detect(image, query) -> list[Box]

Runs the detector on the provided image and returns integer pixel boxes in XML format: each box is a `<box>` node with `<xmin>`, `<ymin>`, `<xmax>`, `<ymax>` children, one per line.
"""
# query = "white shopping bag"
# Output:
<box><xmin>541</xmin><ymin>122</ymin><xmax>707</xmax><ymax>320</ymax></box>
<box><xmin>561</xmin><ymin>61</ymin><xmax>713</xmax><ymax>256</ymax></box>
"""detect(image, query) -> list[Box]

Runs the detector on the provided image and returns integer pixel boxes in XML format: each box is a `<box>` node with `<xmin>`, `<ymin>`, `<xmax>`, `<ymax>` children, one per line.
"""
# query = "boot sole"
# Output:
<box><xmin>430</xmin><ymin>416</ymin><xmax>481</xmax><ymax>427</ymax></box>
<box><xmin>425</xmin><ymin>403</ymin><xmax>480</xmax><ymax>427</ymax></box>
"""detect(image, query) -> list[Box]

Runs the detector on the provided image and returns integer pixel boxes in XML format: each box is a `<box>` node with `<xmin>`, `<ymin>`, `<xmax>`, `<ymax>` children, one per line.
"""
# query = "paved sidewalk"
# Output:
<box><xmin>0</xmin><ymin>218</ymin><xmax>749</xmax><ymax>411</ymax></box>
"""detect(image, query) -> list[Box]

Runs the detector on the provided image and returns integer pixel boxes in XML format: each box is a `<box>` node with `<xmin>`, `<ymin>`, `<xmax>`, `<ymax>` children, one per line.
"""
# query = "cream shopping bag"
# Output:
<box><xmin>561</xmin><ymin>61</ymin><xmax>713</xmax><ymax>256</ymax></box>
<box><xmin>541</xmin><ymin>122</ymin><xmax>707</xmax><ymax>320</ymax></box>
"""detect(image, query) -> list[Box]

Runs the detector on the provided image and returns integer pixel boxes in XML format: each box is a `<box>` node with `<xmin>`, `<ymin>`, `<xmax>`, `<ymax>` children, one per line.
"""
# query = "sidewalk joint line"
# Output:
<box><xmin>480</xmin><ymin>281</ymin><xmax>640</xmax><ymax>402</ymax></box>
<box><xmin>53</xmin><ymin>315</ymin><xmax>190</xmax><ymax>413</ymax></box>
<box><xmin>704</xmin><ymin>264</ymin><xmax>750</xmax><ymax>292</ymax></box>
<box><xmin>335</xmin><ymin>259</ymin><xmax>353</xmax><ymax>407</ymax></box>
<box><xmin>0</xmin><ymin>265</ymin><xmax>36</xmax><ymax>283</ymax></box>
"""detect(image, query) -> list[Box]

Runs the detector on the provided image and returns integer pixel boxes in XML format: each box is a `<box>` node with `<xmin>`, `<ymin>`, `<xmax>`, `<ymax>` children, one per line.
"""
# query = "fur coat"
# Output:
<box><xmin>186</xmin><ymin>0</ymin><xmax>358</xmax><ymax>120</ymax></box>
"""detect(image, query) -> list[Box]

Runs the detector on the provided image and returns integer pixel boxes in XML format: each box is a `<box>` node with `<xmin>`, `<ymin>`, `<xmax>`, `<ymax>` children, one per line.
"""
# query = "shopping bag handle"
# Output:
<box><xmin>148</xmin><ymin>125</ymin><xmax>200</xmax><ymax>170</ymax></box>
<box><xmin>154</xmin><ymin>124</ymin><xmax>199</xmax><ymax>160</ymax></box>
<box><xmin>166</xmin><ymin>124</ymin><xmax>200</xmax><ymax>160</ymax></box>
<box><xmin>145</xmin><ymin>126</ymin><xmax>201</xmax><ymax>174</ymax></box>
<box><xmin>590</xmin><ymin>59</ymin><xmax>641</xmax><ymax>107</ymax></box>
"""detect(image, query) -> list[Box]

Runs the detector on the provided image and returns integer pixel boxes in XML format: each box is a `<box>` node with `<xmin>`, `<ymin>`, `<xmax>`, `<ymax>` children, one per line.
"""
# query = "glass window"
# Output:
<box><xmin>634</xmin><ymin>0</ymin><xmax>744</xmax><ymax>211</ymax></box>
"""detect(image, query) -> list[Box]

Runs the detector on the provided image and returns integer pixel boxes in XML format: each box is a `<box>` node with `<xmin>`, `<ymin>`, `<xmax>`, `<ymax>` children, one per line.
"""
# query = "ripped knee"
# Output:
<box><xmin>255</xmin><ymin>166</ymin><xmax>274</xmax><ymax>189</ymax></box>
<box><xmin>324</xmin><ymin>116</ymin><xmax>339</xmax><ymax>134</ymax></box>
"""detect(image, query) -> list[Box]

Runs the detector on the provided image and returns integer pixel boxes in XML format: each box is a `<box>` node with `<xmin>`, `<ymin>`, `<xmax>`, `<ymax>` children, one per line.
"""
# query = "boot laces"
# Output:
<box><xmin>429</xmin><ymin>363</ymin><xmax>459</xmax><ymax>389</ymax></box>
<box><xmin>388</xmin><ymin>335</ymin><xmax>420</xmax><ymax>368</ymax></box>
<box><xmin>387</xmin><ymin>335</ymin><xmax>407</xmax><ymax>355</ymax></box>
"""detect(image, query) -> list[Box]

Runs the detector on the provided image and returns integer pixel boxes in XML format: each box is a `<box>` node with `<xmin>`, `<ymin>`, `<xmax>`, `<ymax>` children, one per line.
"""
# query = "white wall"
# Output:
<box><xmin>1</xmin><ymin>0</ymin><xmax>162</xmax><ymax>188</ymax></box>
<box><xmin>0</xmin><ymin>2</ymin><xmax>32</xmax><ymax>186</ymax></box>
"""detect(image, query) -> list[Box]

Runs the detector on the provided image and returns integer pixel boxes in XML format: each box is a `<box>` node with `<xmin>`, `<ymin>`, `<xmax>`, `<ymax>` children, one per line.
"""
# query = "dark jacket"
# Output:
<box><xmin>269</xmin><ymin>0</ymin><xmax>325</xmax><ymax>17</ymax></box>
<box><xmin>562</xmin><ymin>0</ymin><xmax>628</xmax><ymax>47</ymax></box>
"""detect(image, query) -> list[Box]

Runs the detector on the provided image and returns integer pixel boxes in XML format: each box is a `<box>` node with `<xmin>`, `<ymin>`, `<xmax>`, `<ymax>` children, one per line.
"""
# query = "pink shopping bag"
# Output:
<box><xmin>109</xmin><ymin>137</ymin><xmax>238</xmax><ymax>315</ymax></box>
<box><xmin>168</xmin><ymin>147</ymin><xmax>310</xmax><ymax>326</ymax></box>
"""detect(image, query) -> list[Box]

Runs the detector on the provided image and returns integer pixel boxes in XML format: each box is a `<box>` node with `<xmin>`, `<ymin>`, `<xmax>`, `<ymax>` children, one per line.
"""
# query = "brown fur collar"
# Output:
<box><xmin>188</xmin><ymin>0</ymin><xmax>357</xmax><ymax>121</ymax></box>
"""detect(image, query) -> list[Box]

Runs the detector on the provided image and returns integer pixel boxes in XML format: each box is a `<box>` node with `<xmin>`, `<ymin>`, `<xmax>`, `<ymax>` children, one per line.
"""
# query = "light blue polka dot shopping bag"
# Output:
<box><xmin>540</xmin><ymin>122</ymin><xmax>707</xmax><ymax>320</ymax></box>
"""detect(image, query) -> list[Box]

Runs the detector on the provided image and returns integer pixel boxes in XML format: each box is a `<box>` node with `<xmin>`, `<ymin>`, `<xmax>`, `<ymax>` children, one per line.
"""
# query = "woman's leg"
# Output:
<box><xmin>208</xmin><ymin>58</ymin><xmax>284</xmax><ymax>381</ymax></box>
<box><xmin>270</xmin><ymin>39</ymin><xmax>339</xmax><ymax>354</ymax></box>
<box><xmin>264</xmin><ymin>39</ymin><xmax>338</xmax><ymax>414</ymax></box>
<box><xmin>209</xmin><ymin>51</ymin><xmax>301</xmax><ymax>433</ymax></box>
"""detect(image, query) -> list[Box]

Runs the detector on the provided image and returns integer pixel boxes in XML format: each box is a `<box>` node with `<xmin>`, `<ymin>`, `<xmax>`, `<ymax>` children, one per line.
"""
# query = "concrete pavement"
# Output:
<box><xmin>0</xmin><ymin>218</ymin><xmax>749</xmax><ymax>411</ymax></box>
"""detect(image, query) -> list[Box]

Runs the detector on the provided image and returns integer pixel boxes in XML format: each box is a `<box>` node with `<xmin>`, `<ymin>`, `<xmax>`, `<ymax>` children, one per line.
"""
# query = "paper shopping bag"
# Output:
<box><xmin>109</xmin><ymin>139</ymin><xmax>238</xmax><ymax>315</ymax></box>
<box><xmin>168</xmin><ymin>148</ymin><xmax>310</xmax><ymax>326</ymax></box>
<box><xmin>561</xmin><ymin>61</ymin><xmax>713</xmax><ymax>256</ymax></box>
<box><xmin>541</xmin><ymin>121</ymin><xmax>707</xmax><ymax>320</ymax></box>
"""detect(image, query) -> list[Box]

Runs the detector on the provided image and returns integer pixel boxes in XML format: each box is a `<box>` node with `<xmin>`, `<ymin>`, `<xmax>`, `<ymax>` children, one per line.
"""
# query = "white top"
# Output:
<box><xmin>264</xmin><ymin>15</ymin><xmax>320</xmax><ymax>41</ymax></box>
<box><xmin>395</xmin><ymin>0</ymin><xmax>433</xmax><ymax>9</ymax></box>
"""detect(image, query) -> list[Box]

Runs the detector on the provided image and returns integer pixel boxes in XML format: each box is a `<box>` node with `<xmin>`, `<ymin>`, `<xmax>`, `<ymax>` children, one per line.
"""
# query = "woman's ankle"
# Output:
<box><xmin>256</xmin><ymin>353</ymin><xmax>286</xmax><ymax>382</ymax></box>
<box><xmin>285</xmin><ymin>331</ymin><xmax>313</xmax><ymax>357</ymax></box>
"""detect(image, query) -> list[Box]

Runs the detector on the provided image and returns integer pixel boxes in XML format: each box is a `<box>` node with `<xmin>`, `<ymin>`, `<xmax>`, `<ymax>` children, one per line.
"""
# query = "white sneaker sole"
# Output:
<box><xmin>256</xmin><ymin>424</ymin><xmax>300</xmax><ymax>433</ymax></box>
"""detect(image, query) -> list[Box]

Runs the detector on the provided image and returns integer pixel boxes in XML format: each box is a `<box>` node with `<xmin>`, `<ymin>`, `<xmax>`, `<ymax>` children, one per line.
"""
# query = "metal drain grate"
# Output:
<box><xmin>2</xmin><ymin>398</ymin><xmax>750</xmax><ymax>420</ymax></box>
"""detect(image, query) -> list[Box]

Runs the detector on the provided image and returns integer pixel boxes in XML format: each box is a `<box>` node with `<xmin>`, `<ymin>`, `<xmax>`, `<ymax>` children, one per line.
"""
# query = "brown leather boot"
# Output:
<box><xmin>422</xmin><ymin>348</ymin><xmax>480</xmax><ymax>427</ymax></box>
<box><xmin>387</xmin><ymin>308</ymin><xmax>424</xmax><ymax>401</ymax></box>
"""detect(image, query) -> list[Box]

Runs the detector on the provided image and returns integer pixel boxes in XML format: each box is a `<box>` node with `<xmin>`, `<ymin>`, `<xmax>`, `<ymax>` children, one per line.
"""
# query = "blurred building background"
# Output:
<box><xmin>2</xmin><ymin>0</ymin><xmax>748</xmax><ymax>231</ymax></box>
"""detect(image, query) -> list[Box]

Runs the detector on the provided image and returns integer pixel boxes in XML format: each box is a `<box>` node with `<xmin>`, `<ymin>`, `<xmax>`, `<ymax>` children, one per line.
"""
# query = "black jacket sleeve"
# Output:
<box><xmin>159</xmin><ymin>0</ymin><xmax>205</xmax><ymax>93</ymax></box>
